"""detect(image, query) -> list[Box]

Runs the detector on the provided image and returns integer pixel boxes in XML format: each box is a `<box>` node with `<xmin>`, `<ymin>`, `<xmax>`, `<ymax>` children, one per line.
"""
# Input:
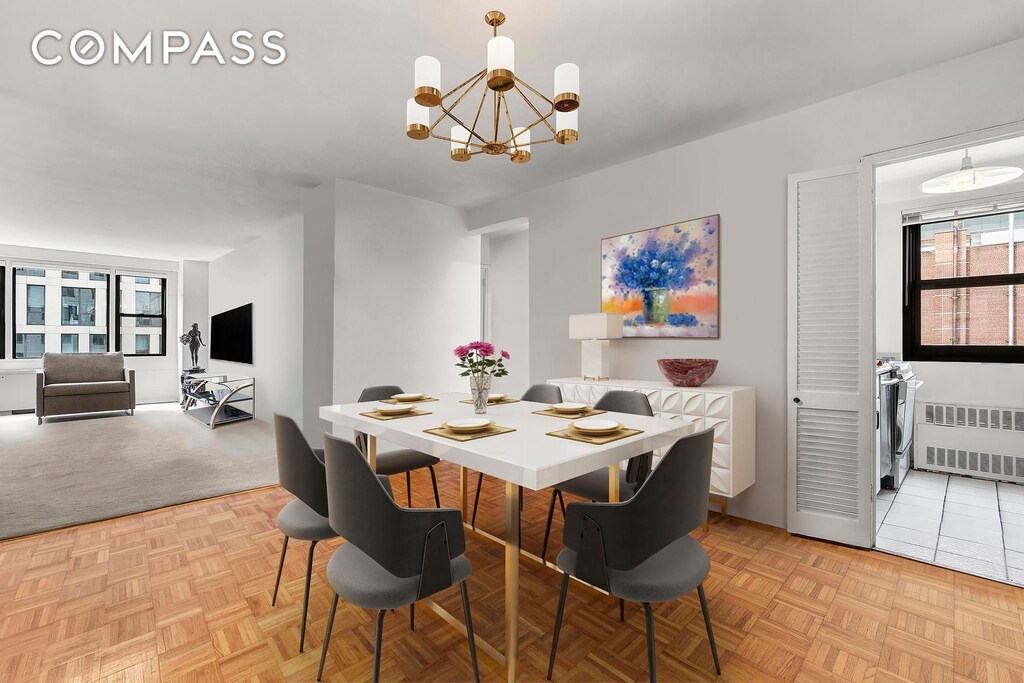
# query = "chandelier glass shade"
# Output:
<box><xmin>920</xmin><ymin>150</ymin><xmax>1024</xmax><ymax>194</ymax></box>
<box><xmin>406</xmin><ymin>10</ymin><xmax>579</xmax><ymax>163</ymax></box>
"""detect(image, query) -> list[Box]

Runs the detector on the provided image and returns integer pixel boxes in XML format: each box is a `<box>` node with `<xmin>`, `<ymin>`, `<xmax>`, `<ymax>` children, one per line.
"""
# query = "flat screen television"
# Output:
<box><xmin>210</xmin><ymin>303</ymin><xmax>253</xmax><ymax>364</ymax></box>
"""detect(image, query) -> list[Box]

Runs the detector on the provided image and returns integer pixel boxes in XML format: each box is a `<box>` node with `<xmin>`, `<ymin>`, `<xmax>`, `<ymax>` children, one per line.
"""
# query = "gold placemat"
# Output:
<box><xmin>359</xmin><ymin>409</ymin><xmax>432</xmax><ymax>421</ymax></box>
<box><xmin>458</xmin><ymin>397</ymin><xmax>521</xmax><ymax>405</ymax></box>
<box><xmin>532</xmin><ymin>408</ymin><xmax>608</xmax><ymax>419</ymax></box>
<box><xmin>546</xmin><ymin>427</ymin><xmax>643</xmax><ymax>445</ymax></box>
<box><xmin>424</xmin><ymin>424</ymin><xmax>517</xmax><ymax>441</ymax></box>
<box><xmin>380</xmin><ymin>396</ymin><xmax>440</xmax><ymax>405</ymax></box>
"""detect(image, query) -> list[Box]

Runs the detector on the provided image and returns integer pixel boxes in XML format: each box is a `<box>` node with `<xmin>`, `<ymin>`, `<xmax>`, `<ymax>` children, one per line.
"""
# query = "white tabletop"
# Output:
<box><xmin>319</xmin><ymin>393</ymin><xmax>697</xmax><ymax>490</ymax></box>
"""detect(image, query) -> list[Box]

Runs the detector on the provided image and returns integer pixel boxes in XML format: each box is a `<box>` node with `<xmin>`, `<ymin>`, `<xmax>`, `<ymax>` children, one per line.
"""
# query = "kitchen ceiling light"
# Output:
<box><xmin>920</xmin><ymin>149</ymin><xmax>1023</xmax><ymax>194</ymax></box>
<box><xmin>406</xmin><ymin>10</ymin><xmax>579</xmax><ymax>163</ymax></box>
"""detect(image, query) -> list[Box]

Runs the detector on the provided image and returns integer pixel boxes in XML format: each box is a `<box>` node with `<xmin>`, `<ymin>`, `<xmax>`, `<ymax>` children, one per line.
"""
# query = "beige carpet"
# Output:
<box><xmin>0</xmin><ymin>403</ymin><xmax>278</xmax><ymax>539</ymax></box>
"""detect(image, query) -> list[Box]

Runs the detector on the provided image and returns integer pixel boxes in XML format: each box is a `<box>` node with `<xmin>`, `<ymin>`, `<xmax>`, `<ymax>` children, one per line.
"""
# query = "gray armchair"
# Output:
<box><xmin>36</xmin><ymin>352</ymin><xmax>135</xmax><ymax>424</ymax></box>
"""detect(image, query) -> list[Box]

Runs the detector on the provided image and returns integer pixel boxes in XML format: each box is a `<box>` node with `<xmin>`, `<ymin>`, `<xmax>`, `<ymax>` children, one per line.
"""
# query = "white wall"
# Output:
<box><xmin>0</xmin><ymin>245</ymin><xmax>179</xmax><ymax>410</ymax></box>
<box><xmin>207</xmin><ymin>223</ymin><xmax>303</xmax><ymax>425</ymax></box>
<box><xmin>180</xmin><ymin>260</ymin><xmax>210</xmax><ymax>370</ymax></box>
<box><xmin>466</xmin><ymin>38</ymin><xmax>1024</xmax><ymax>528</ymax></box>
<box><xmin>876</xmin><ymin>193</ymin><xmax>1024</xmax><ymax>408</ymax></box>
<box><xmin>332</xmin><ymin>179</ymin><xmax>481</xmax><ymax>407</ymax></box>
<box><xmin>484</xmin><ymin>229</ymin><xmax>530</xmax><ymax>398</ymax></box>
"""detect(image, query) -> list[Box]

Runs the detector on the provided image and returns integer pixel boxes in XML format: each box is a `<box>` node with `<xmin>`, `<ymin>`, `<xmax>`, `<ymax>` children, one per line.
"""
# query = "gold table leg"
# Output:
<box><xmin>608</xmin><ymin>464</ymin><xmax>620</xmax><ymax>503</ymax></box>
<box><xmin>367</xmin><ymin>435</ymin><xmax>377</xmax><ymax>471</ymax></box>
<box><xmin>504</xmin><ymin>481</ymin><xmax>520</xmax><ymax>683</ymax></box>
<box><xmin>459</xmin><ymin>467</ymin><xmax>469</xmax><ymax>518</ymax></box>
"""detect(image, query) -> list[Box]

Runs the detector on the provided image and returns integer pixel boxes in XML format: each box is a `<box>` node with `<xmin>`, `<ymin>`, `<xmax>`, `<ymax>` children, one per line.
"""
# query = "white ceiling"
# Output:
<box><xmin>876</xmin><ymin>136</ymin><xmax>1024</xmax><ymax>205</ymax></box>
<box><xmin>3</xmin><ymin>1</ymin><xmax>1024</xmax><ymax>260</ymax></box>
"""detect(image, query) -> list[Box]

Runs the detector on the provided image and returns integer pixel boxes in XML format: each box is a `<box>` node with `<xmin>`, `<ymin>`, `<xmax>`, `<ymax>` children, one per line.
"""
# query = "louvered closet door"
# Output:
<box><xmin>787</xmin><ymin>164</ymin><xmax>875</xmax><ymax>547</ymax></box>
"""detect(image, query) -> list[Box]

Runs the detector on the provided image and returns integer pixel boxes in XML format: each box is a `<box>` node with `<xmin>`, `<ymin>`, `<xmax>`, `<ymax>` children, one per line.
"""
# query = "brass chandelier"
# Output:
<box><xmin>405</xmin><ymin>10</ymin><xmax>580</xmax><ymax>163</ymax></box>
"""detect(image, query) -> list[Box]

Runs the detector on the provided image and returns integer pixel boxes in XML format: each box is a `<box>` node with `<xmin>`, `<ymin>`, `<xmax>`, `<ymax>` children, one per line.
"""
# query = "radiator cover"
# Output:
<box><xmin>917</xmin><ymin>402</ymin><xmax>1024</xmax><ymax>483</ymax></box>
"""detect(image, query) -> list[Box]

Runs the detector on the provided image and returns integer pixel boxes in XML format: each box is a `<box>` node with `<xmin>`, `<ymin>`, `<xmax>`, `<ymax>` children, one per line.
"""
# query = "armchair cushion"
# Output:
<box><xmin>44</xmin><ymin>380</ymin><xmax>130</xmax><ymax>397</ymax></box>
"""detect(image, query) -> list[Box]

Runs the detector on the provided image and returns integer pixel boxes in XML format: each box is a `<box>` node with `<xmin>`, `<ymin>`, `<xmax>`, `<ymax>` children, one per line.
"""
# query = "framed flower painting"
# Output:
<box><xmin>601</xmin><ymin>215</ymin><xmax>719</xmax><ymax>338</ymax></box>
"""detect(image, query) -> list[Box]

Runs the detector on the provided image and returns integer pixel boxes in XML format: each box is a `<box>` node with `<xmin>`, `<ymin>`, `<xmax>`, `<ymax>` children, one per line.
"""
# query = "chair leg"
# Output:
<box><xmin>698</xmin><ymin>584</ymin><xmax>721</xmax><ymax>675</ymax></box>
<box><xmin>410</xmin><ymin>602</ymin><xmax>415</xmax><ymax>631</ymax></box>
<box><xmin>620</xmin><ymin>598</ymin><xmax>625</xmax><ymax>622</ymax></box>
<box><xmin>406</xmin><ymin>471</ymin><xmax>412</xmax><ymax>508</ymax></box>
<box><xmin>299</xmin><ymin>540</ymin><xmax>318</xmax><ymax>652</ymax></box>
<box><xmin>429</xmin><ymin>466</ymin><xmax>441</xmax><ymax>508</ymax></box>
<box><xmin>272</xmin><ymin>536</ymin><xmax>289</xmax><ymax>606</ymax></box>
<box><xmin>372</xmin><ymin>609</ymin><xmax>386</xmax><ymax>683</ymax></box>
<box><xmin>557</xmin><ymin>489</ymin><xmax>565</xmax><ymax>516</ymax></box>
<box><xmin>643</xmin><ymin>602</ymin><xmax>657</xmax><ymax>683</ymax></box>
<box><xmin>547</xmin><ymin>572</ymin><xmax>570</xmax><ymax>680</ymax></box>
<box><xmin>460</xmin><ymin>581</ymin><xmax>480</xmax><ymax>683</ymax></box>
<box><xmin>471</xmin><ymin>472</ymin><xmax>484</xmax><ymax>528</ymax></box>
<box><xmin>541</xmin><ymin>489</ymin><xmax>558</xmax><ymax>563</ymax></box>
<box><xmin>317</xmin><ymin>593</ymin><xmax>339</xmax><ymax>682</ymax></box>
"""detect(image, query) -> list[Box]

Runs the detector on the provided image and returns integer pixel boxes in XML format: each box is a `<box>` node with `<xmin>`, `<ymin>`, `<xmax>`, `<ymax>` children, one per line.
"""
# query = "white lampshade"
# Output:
<box><xmin>487</xmin><ymin>36</ymin><xmax>515</xmax><ymax>73</ymax></box>
<box><xmin>569</xmin><ymin>313</ymin><xmax>623</xmax><ymax>340</ymax></box>
<box><xmin>556</xmin><ymin>110</ymin><xmax>578</xmax><ymax>133</ymax></box>
<box><xmin>921</xmin><ymin>151</ymin><xmax>1023</xmax><ymax>194</ymax></box>
<box><xmin>511</xmin><ymin>126</ymin><xmax>530</xmax><ymax>149</ymax></box>
<box><xmin>554</xmin><ymin>63</ymin><xmax>579</xmax><ymax>96</ymax></box>
<box><xmin>414</xmin><ymin>56</ymin><xmax>441</xmax><ymax>90</ymax></box>
<box><xmin>451</xmin><ymin>125</ymin><xmax>470</xmax><ymax>151</ymax></box>
<box><xmin>406</xmin><ymin>98</ymin><xmax>428</xmax><ymax>126</ymax></box>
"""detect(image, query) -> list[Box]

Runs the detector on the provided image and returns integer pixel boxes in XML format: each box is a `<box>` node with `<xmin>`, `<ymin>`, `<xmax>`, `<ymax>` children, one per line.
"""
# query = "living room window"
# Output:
<box><xmin>904</xmin><ymin>209</ymin><xmax>1024</xmax><ymax>362</ymax></box>
<box><xmin>90</xmin><ymin>334</ymin><xmax>107</xmax><ymax>352</ymax></box>
<box><xmin>12</xmin><ymin>266</ymin><xmax>109</xmax><ymax>358</ymax></box>
<box><xmin>115</xmin><ymin>274</ymin><xmax>166</xmax><ymax>356</ymax></box>
<box><xmin>0</xmin><ymin>264</ymin><xmax>5</xmax><ymax>359</ymax></box>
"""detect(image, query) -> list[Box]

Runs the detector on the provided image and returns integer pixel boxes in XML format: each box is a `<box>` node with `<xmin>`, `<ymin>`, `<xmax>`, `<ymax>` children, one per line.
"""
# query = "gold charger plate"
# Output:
<box><xmin>458</xmin><ymin>397</ymin><xmax>521</xmax><ymax>405</ymax></box>
<box><xmin>360</xmin><ymin>408</ymin><xmax>432</xmax><ymax>421</ymax></box>
<box><xmin>380</xmin><ymin>396</ymin><xmax>440</xmax><ymax>405</ymax></box>
<box><xmin>546</xmin><ymin>427</ymin><xmax>644</xmax><ymax>445</ymax></box>
<box><xmin>424</xmin><ymin>424</ymin><xmax>517</xmax><ymax>442</ymax></box>
<box><xmin>532</xmin><ymin>408</ymin><xmax>608</xmax><ymax>419</ymax></box>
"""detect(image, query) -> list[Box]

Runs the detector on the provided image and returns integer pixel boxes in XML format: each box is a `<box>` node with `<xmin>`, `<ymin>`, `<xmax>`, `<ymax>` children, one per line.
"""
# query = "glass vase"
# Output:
<box><xmin>641</xmin><ymin>287</ymin><xmax>670</xmax><ymax>324</ymax></box>
<box><xmin>470</xmin><ymin>375</ymin><xmax>491</xmax><ymax>414</ymax></box>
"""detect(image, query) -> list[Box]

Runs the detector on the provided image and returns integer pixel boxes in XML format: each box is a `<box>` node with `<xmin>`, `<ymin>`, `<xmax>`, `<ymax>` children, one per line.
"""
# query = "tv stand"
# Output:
<box><xmin>182</xmin><ymin>375</ymin><xmax>255</xmax><ymax>429</ymax></box>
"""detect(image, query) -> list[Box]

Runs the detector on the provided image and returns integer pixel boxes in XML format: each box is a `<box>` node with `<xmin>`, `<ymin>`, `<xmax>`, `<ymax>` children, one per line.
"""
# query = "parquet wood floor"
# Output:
<box><xmin>2</xmin><ymin>462</ymin><xmax>1024</xmax><ymax>682</ymax></box>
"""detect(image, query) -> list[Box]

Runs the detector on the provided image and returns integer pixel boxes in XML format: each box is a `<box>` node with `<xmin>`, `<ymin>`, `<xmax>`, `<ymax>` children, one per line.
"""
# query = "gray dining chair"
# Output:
<box><xmin>356</xmin><ymin>385</ymin><xmax>441</xmax><ymax>508</ymax></box>
<box><xmin>470</xmin><ymin>383</ymin><xmax>563</xmax><ymax>528</ymax></box>
<box><xmin>272</xmin><ymin>414</ymin><xmax>339</xmax><ymax>653</ymax></box>
<box><xmin>318</xmin><ymin>434</ymin><xmax>480</xmax><ymax>683</ymax></box>
<box><xmin>539</xmin><ymin>390</ymin><xmax>654</xmax><ymax>566</ymax></box>
<box><xmin>547</xmin><ymin>428</ymin><xmax>720</xmax><ymax>682</ymax></box>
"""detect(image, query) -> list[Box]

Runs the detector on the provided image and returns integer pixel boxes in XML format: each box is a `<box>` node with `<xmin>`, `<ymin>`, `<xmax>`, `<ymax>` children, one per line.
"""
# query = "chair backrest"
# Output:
<box><xmin>521</xmin><ymin>383</ymin><xmax>562</xmax><ymax>404</ymax></box>
<box><xmin>273</xmin><ymin>414</ymin><xmax>330</xmax><ymax>517</ymax></box>
<box><xmin>593</xmin><ymin>390</ymin><xmax>654</xmax><ymax>485</ymax></box>
<box><xmin>358</xmin><ymin>385</ymin><xmax>404</xmax><ymax>402</ymax></box>
<box><xmin>563</xmin><ymin>428</ymin><xmax>715</xmax><ymax>573</ymax></box>
<box><xmin>323</xmin><ymin>433</ymin><xmax>466</xmax><ymax>584</ymax></box>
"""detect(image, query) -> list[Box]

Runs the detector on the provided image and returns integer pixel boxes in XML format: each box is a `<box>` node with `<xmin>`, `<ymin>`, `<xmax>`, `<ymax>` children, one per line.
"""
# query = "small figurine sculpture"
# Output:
<box><xmin>179</xmin><ymin>322</ymin><xmax>206</xmax><ymax>372</ymax></box>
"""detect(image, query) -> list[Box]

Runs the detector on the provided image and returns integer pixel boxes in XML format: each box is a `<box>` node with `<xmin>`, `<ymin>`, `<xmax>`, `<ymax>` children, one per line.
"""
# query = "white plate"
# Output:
<box><xmin>445</xmin><ymin>418</ymin><xmax>494</xmax><ymax>434</ymax></box>
<box><xmin>487</xmin><ymin>394</ymin><xmax>506</xmax><ymax>402</ymax></box>
<box><xmin>551</xmin><ymin>402</ymin><xmax>588</xmax><ymax>413</ymax></box>
<box><xmin>391</xmin><ymin>393</ymin><xmax>425</xmax><ymax>402</ymax></box>
<box><xmin>375</xmin><ymin>403</ymin><xmax>414</xmax><ymax>415</ymax></box>
<box><xmin>570</xmin><ymin>418</ymin><xmax>623</xmax><ymax>435</ymax></box>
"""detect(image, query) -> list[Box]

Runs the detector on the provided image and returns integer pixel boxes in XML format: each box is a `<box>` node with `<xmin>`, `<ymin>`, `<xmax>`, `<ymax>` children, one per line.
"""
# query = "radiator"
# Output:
<box><xmin>916</xmin><ymin>402</ymin><xmax>1024</xmax><ymax>483</ymax></box>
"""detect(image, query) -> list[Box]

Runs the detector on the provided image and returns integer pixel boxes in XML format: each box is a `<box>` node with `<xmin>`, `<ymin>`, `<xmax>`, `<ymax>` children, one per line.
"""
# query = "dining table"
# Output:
<box><xmin>320</xmin><ymin>391</ymin><xmax>696</xmax><ymax>682</ymax></box>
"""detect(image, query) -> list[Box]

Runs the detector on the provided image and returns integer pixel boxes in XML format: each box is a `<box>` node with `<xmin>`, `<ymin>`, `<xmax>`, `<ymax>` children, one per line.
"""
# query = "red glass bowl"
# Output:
<box><xmin>657</xmin><ymin>359</ymin><xmax>718</xmax><ymax>387</ymax></box>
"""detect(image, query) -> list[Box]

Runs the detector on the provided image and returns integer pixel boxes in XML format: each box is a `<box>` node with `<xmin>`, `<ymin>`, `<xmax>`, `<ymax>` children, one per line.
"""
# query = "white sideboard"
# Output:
<box><xmin>547</xmin><ymin>377</ymin><xmax>756</xmax><ymax>500</ymax></box>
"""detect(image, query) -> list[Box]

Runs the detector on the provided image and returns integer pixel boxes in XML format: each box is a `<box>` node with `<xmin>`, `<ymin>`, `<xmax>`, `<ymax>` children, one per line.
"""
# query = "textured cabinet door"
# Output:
<box><xmin>705</xmin><ymin>393</ymin><xmax>731</xmax><ymax>419</ymax></box>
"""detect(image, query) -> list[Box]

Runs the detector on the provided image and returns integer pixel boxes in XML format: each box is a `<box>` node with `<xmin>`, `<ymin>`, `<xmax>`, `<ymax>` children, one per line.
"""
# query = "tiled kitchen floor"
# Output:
<box><xmin>876</xmin><ymin>468</ymin><xmax>1024</xmax><ymax>585</ymax></box>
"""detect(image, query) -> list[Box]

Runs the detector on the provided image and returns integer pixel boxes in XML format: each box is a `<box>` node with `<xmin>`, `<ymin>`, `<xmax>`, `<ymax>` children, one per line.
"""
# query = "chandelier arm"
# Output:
<box><xmin>433</xmin><ymin>109</ymin><xmax>490</xmax><ymax>147</ymax></box>
<box><xmin>513</xmin><ymin>84</ymin><xmax>557</xmax><ymax>136</ymax></box>
<box><xmin>501</xmin><ymin>93</ymin><xmax>518</xmax><ymax>149</ymax></box>
<box><xmin>515</xmin><ymin>77</ymin><xmax>557</xmax><ymax>109</ymax></box>
<box><xmin>493</xmin><ymin>91</ymin><xmax>501</xmax><ymax>143</ymax></box>
<box><xmin>441</xmin><ymin>69</ymin><xmax>487</xmax><ymax>101</ymax></box>
<box><xmin>430</xmin><ymin>72</ymin><xmax>487</xmax><ymax>141</ymax></box>
<box><xmin>501</xmin><ymin>113</ymin><xmax>552</xmax><ymax>145</ymax></box>
<box><xmin>465</xmin><ymin>82</ymin><xmax>490</xmax><ymax>149</ymax></box>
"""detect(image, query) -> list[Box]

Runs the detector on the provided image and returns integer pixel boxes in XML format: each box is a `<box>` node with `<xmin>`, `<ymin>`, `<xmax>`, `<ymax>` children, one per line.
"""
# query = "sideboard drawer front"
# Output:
<box><xmin>680</xmin><ymin>391</ymin><xmax>705</xmax><ymax>417</ymax></box>
<box><xmin>705</xmin><ymin>417</ymin><xmax>731</xmax><ymax>444</ymax></box>
<box><xmin>705</xmin><ymin>393</ymin><xmax>731</xmax><ymax>419</ymax></box>
<box><xmin>712</xmin><ymin>442</ymin><xmax>732</xmax><ymax>469</ymax></box>
<box><xmin>710</xmin><ymin>466</ymin><xmax>730</xmax><ymax>496</ymax></box>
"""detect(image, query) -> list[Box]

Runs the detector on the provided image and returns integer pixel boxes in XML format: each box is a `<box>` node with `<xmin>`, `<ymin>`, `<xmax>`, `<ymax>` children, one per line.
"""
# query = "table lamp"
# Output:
<box><xmin>569</xmin><ymin>313</ymin><xmax>623</xmax><ymax>381</ymax></box>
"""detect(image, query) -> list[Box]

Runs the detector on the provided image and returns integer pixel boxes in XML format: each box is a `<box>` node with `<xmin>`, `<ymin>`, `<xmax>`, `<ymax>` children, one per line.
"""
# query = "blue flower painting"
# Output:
<box><xmin>601</xmin><ymin>215</ymin><xmax>719</xmax><ymax>338</ymax></box>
